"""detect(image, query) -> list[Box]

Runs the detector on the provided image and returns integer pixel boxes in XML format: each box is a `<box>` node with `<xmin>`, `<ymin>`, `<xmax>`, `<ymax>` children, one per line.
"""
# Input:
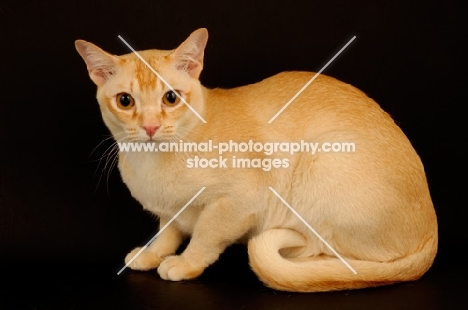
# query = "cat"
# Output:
<box><xmin>75</xmin><ymin>28</ymin><xmax>438</xmax><ymax>292</ymax></box>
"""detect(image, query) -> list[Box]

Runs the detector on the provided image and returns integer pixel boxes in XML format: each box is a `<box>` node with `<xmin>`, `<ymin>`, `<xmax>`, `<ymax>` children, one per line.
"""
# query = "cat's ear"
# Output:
<box><xmin>170</xmin><ymin>28</ymin><xmax>208</xmax><ymax>78</ymax></box>
<box><xmin>75</xmin><ymin>40</ymin><xmax>120</xmax><ymax>86</ymax></box>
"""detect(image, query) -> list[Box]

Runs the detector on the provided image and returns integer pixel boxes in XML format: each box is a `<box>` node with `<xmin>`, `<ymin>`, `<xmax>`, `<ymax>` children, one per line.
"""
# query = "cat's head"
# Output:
<box><xmin>75</xmin><ymin>28</ymin><xmax>208</xmax><ymax>142</ymax></box>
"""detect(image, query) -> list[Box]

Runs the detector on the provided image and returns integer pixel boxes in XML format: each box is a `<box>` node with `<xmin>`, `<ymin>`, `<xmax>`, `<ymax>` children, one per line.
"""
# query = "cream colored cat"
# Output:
<box><xmin>75</xmin><ymin>28</ymin><xmax>437</xmax><ymax>292</ymax></box>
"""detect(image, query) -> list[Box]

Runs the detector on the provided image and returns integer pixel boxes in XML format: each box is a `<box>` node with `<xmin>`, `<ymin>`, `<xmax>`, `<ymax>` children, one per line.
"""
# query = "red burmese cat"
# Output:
<box><xmin>75</xmin><ymin>28</ymin><xmax>437</xmax><ymax>292</ymax></box>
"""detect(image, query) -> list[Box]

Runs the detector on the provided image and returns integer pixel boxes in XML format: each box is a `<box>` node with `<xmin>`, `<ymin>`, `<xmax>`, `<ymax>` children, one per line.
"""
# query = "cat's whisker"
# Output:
<box><xmin>93</xmin><ymin>139</ymin><xmax>121</xmax><ymax>175</ymax></box>
<box><xmin>95</xmin><ymin>143</ymin><xmax>118</xmax><ymax>193</ymax></box>
<box><xmin>93</xmin><ymin>133</ymin><xmax>130</xmax><ymax>193</ymax></box>
<box><xmin>89</xmin><ymin>130</ymin><xmax>126</xmax><ymax>163</ymax></box>
<box><xmin>91</xmin><ymin>142</ymin><xmax>117</xmax><ymax>163</ymax></box>
<box><xmin>105</xmin><ymin>144</ymin><xmax>121</xmax><ymax>195</ymax></box>
<box><xmin>89</xmin><ymin>135</ymin><xmax>116</xmax><ymax>158</ymax></box>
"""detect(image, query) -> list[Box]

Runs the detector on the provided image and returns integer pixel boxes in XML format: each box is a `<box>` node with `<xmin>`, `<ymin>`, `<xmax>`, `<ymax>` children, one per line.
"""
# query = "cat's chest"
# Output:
<box><xmin>117</xmin><ymin>152</ymin><xmax>192</xmax><ymax>214</ymax></box>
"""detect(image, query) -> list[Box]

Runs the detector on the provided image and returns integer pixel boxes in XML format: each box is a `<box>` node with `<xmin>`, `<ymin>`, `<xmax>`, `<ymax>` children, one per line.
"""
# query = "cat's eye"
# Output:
<box><xmin>163</xmin><ymin>90</ymin><xmax>181</xmax><ymax>106</ymax></box>
<box><xmin>116</xmin><ymin>93</ymin><xmax>135</xmax><ymax>109</ymax></box>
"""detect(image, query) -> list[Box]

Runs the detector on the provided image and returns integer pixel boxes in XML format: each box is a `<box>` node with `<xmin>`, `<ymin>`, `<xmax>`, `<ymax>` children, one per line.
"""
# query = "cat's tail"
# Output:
<box><xmin>248</xmin><ymin>228</ymin><xmax>437</xmax><ymax>292</ymax></box>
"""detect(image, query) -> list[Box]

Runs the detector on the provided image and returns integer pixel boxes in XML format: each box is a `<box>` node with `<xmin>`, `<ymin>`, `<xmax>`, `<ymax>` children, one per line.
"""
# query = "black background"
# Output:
<box><xmin>1</xmin><ymin>0</ymin><xmax>466</xmax><ymax>309</ymax></box>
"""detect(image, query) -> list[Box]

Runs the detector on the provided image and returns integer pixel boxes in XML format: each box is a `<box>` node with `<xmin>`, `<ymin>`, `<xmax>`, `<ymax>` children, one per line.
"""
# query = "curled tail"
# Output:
<box><xmin>248</xmin><ymin>229</ymin><xmax>437</xmax><ymax>292</ymax></box>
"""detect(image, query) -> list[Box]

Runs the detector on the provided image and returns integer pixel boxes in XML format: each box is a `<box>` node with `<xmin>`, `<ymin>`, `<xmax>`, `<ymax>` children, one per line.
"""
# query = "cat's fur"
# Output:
<box><xmin>75</xmin><ymin>28</ymin><xmax>437</xmax><ymax>292</ymax></box>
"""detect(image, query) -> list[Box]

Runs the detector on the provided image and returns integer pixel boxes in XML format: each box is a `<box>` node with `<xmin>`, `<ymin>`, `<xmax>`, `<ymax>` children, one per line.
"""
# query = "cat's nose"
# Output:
<box><xmin>142</xmin><ymin>125</ymin><xmax>160</xmax><ymax>138</ymax></box>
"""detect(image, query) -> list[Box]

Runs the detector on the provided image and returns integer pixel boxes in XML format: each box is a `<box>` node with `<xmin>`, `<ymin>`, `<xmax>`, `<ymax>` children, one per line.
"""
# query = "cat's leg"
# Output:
<box><xmin>158</xmin><ymin>198</ymin><xmax>254</xmax><ymax>281</ymax></box>
<box><xmin>125</xmin><ymin>217</ymin><xmax>185</xmax><ymax>271</ymax></box>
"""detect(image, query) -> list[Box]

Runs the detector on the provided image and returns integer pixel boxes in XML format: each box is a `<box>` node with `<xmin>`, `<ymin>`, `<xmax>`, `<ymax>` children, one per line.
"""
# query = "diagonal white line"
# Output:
<box><xmin>268</xmin><ymin>36</ymin><xmax>356</xmax><ymax>123</ymax></box>
<box><xmin>118</xmin><ymin>35</ymin><xmax>207</xmax><ymax>124</ymax></box>
<box><xmin>268</xmin><ymin>186</ymin><xmax>357</xmax><ymax>274</ymax></box>
<box><xmin>117</xmin><ymin>187</ymin><xmax>206</xmax><ymax>275</ymax></box>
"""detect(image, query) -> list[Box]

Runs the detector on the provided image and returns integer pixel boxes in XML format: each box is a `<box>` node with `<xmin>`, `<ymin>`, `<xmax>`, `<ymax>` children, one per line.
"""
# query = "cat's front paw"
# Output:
<box><xmin>125</xmin><ymin>247</ymin><xmax>162</xmax><ymax>271</ymax></box>
<box><xmin>157</xmin><ymin>255</ymin><xmax>205</xmax><ymax>281</ymax></box>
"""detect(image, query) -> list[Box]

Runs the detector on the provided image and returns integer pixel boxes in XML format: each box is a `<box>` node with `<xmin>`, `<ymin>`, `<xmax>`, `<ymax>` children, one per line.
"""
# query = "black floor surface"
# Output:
<box><xmin>2</xmin><ymin>243</ymin><xmax>466</xmax><ymax>310</ymax></box>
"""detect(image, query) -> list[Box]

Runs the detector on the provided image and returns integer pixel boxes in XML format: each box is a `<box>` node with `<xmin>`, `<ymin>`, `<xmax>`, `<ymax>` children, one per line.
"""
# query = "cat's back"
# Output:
<box><xmin>203</xmin><ymin>71</ymin><xmax>397</xmax><ymax>141</ymax></box>
<box><xmin>207</xmin><ymin>71</ymin><xmax>381</xmax><ymax>119</ymax></box>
